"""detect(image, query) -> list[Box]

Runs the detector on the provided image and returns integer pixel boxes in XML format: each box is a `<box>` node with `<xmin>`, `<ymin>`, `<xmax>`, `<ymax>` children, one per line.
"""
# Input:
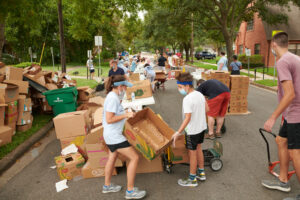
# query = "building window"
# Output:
<box><xmin>288</xmin><ymin>44</ymin><xmax>300</xmax><ymax>56</ymax></box>
<box><xmin>239</xmin><ymin>45</ymin><xmax>243</xmax><ymax>55</ymax></box>
<box><xmin>254</xmin><ymin>44</ymin><xmax>260</xmax><ymax>55</ymax></box>
<box><xmin>247</xmin><ymin>20</ymin><xmax>254</xmax><ymax>31</ymax></box>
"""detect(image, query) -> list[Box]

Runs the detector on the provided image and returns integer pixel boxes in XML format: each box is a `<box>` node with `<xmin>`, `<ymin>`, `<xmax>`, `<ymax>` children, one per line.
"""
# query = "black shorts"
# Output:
<box><xmin>279</xmin><ymin>120</ymin><xmax>300</xmax><ymax>149</ymax></box>
<box><xmin>231</xmin><ymin>70</ymin><xmax>240</xmax><ymax>75</ymax></box>
<box><xmin>90</xmin><ymin>69</ymin><xmax>95</xmax><ymax>73</ymax></box>
<box><xmin>107</xmin><ymin>141</ymin><xmax>131</xmax><ymax>152</ymax></box>
<box><xmin>185</xmin><ymin>131</ymin><xmax>205</xmax><ymax>150</ymax></box>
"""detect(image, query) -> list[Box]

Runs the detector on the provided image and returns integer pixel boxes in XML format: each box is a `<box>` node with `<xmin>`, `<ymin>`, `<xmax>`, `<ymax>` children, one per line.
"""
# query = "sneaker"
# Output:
<box><xmin>178</xmin><ymin>178</ymin><xmax>198</xmax><ymax>187</ymax></box>
<box><xmin>204</xmin><ymin>133</ymin><xmax>215</xmax><ymax>140</ymax></box>
<box><xmin>102</xmin><ymin>183</ymin><xmax>122</xmax><ymax>193</ymax></box>
<box><xmin>261</xmin><ymin>179</ymin><xmax>291</xmax><ymax>192</ymax></box>
<box><xmin>215</xmin><ymin>132</ymin><xmax>222</xmax><ymax>138</ymax></box>
<box><xmin>283</xmin><ymin>194</ymin><xmax>300</xmax><ymax>200</ymax></box>
<box><xmin>125</xmin><ymin>187</ymin><xmax>146</xmax><ymax>199</ymax></box>
<box><xmin>196</xmin><ymin>171</ymin><xmax>206</xmax><ymax>181</ymax></box>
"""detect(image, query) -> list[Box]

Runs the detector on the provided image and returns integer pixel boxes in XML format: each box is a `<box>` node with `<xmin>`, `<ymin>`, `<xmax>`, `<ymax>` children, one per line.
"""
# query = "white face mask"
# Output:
<box><xmin>271</xmin><ymin>48</ymin><xmax>276</xmax><ymax>56</ymax></box>
<box><xmin>118</xmin><ymin>89</ymin><xmax>125</xmax><ymax>100</ymax></box>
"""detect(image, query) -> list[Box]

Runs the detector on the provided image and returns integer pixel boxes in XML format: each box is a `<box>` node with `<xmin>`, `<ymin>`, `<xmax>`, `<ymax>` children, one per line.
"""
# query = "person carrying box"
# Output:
<box><xmin>144</xmin><ymin>63</ymin><xmax>156</xmax><ymax>92</ymax></box>
<box><xmin>102</xmin><ymin>75</ymin><xmax>146</xmax><ymax>199</ymax></box>
<box><xmin>172</xmin><ymin>72</ymin><xmax>209</xmax><ymax>187</ymax></box>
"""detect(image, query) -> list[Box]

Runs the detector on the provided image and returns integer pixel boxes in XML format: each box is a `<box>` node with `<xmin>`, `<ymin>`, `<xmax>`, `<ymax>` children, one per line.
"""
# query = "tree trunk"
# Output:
<box><xmin>0</xmin><ymin>22</ymin><xmax>5</xmax><ymax>60</ymax></box>
<box><xmin>184</xmin><ymin>43</ymin><xmax>190</xmax><ymax>62</ymax></box>
<box><xmin>57</xmin><ymin>0</ymin><xmax>66</xmax><ymax>73</ymax></box>
<box><xmin>222</xmin><ymin>28</ymin><xmax>234</xmax><ymax>65</ymax></box>
<box><xmin>190</xmin><ymin>13</ymin><xmax>194</xmax><ymax>64</ymax></box>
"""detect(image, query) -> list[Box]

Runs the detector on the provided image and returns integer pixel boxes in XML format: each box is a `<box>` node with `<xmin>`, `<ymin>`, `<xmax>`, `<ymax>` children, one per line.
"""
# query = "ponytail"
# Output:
<box><xmin>105</xmin><ymin>75</ymin><xmax>126</xmax><ymax>94</ymax></box>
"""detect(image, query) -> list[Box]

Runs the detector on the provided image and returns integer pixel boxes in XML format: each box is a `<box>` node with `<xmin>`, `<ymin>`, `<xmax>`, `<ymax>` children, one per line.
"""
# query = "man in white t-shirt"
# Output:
<box><xmin>172</xmin><ymin>72</ymin><xmax>209</xmax><ymax>187</ymax></box>
<box><xmin>86</xmin><ymin>56</ymin><xmax>95</xmax><ymax>80</ymax></box>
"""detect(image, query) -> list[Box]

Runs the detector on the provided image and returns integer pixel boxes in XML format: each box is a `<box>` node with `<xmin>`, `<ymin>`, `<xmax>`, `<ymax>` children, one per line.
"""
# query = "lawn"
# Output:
<box><xmin>68</xmin><ymin>62</ymin><xmax>110</xmax><ymax>77</ymax></box>
<box><xmin>249</xmin><ymin>67</ymin><xmax>277</xmax><ymax>77</ymax></box>
<box><xmin>73</xmin><ymin>78</ymin><xmax>99</xmax><ymax>89</ymax></box>
<box><xmin>188</xmin><ymin>61</ymin><xmax>218</xmax><ymax>70</ymax></box>
<box><xmin>0</xmin><ymin>114</ymin><xmax>52</xmax><ymax>160</ymax></box>
<box><xmin>255</xmin><ymin>79</ymin><xmax>278</xmax><ymax>87</ymax></box>
<box><xmin>240</xmin><ymin>71</ymin><xmax>255</xmax><ymax>78</ymax></box>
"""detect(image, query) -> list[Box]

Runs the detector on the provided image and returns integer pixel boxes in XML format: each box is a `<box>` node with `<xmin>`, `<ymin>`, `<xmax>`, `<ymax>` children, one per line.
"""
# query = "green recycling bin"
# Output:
<box><xmin>43</xmin><ymin>87</ymin><xmax>78</xmax><ymax>116</ymax></box>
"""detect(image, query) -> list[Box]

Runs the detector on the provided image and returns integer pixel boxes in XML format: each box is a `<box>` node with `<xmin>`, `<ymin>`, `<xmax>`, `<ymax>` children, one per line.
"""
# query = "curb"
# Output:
<box><xmin>250</xmin><ymin>81</ymin><xmax>277</xmax><ymax>93</ymax></box>
<box><xmin>0</xmin><ymin>121</ymin><xmax>54</xmax><ymax>175</ymax></box>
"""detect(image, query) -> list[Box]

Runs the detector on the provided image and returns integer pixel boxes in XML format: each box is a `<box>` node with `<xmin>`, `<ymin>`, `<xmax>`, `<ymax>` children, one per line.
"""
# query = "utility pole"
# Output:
<box><xmin>191</xmin><ymin>13</ymin><xmax>194</xmax><ymax>64</ymax></box>
<box><xmin>57</xmin><ymin>0</ymin><xmax>66</xmax><ymax>73</ymax></box>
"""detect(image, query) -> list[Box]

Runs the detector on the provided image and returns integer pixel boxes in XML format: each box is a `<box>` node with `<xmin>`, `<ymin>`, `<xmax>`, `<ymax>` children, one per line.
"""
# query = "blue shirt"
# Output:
<box><xmin>217</xmin><ymin>56</ymin><xmax>228</xmax><ymax>71</ymax></box>
<box><xmin>103</xmin><ymin>92</ymin><xmax>127</xmax><ymax>145</ymax></box>
<box><xmin>145</xmin><ymin>65</ymin><xmax>155</xmax><ymax>77</ymax></box>
<box><xmin>230</xmin><ymin>61</ymin><xmax>242</xmax><ymax>71</ymax></box>
<box><xmin>131</xmin><ymin>61</ymin><xmax>137</xmax><ymax>72</ymax></box>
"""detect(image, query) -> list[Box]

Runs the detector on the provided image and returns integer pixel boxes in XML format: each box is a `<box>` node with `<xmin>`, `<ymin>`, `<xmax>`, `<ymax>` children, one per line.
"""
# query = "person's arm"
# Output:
<box><xmin>219</xmin><ymin>63</ymin><xmax>224</xmax><ymax>71</ymax></box>
<box><xmin>264</xmin><ymin>80</ymin><xmax>295</xmax><ymax>131</ymax></box>
<box><xmin>177</xmin><ymin>113</ymin><xmax>191</xmax><ymax>133</ymax></box>
<box><xmin>205</xmin><ymin>101</ymin><xmax>209</xmax><ymax>113</ymax></box>
<box><xmin>106</xmin><ymin>111</ymin><xmax>134</xmax><ymax>124</ymax></box>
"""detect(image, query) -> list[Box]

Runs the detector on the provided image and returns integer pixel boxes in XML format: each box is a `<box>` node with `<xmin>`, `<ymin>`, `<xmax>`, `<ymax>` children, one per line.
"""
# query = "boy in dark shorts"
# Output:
<box><xmin>172</xmin><ymin>72</ymin><xmax>209</xmax><ymax>187</ymax></box>
<box><xmin>262</xmin><ymin>32</ymin><xmax>300</xmax><ymax>200</ymax></box>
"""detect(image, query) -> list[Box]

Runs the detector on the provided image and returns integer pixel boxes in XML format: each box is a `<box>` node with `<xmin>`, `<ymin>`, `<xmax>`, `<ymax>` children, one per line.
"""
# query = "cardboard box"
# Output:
<box><xmin>230</xmin><ymin>100</ymin><xmax>248</xmax><ymax>107</ymax></box>
<box><xmin>170</xmin><ymin>135</ymin><xmax>189</xmax><ymax>164</ymax></box>
<box><xmin>6</xmin><ymin>122</ymin><xmax>16</xmax><ymax>135</ymax></box>
<box><xmin>24</xmin><ymin>64</ymin><xmax>42</xmax><ymax>75</ymax></box>
<box><xmin>93</xmin><ymin>107</ymin><xmax>103</xmax><ymax>128</ymax></box>
<box><xmin>5</xmin><ymin>66</ymin><xmax>23</xmax><ymax>80</ymax></box>
<box><xmin>0</xmin><ymin>106</ymin><xmax>5</xmax><ymax>126</ymax></box>
<box><xmin>45</xmin><ymin>83</ymin><xmax>58</xmax><ymax>90</ymax></box>
<box><xmin>4</xmin><ymin>80</ymin><xmax>29</xmax><ymax>94</ymax></box>
<box><xmin>230</xmin><ymin>89</ymin><xmax>248</xmax><ymax>96</ymax></box>
<box><xmin>81</xmin><ymin>161</ymin><xmax>117</xmax><ymax>179</ymax></box>
<box><xmin>86</xmin><ymin>126</ymin><xmax>123</xmax><ymax>168</ymax></box>
<box><xmin>0</xmin><ymin>126</ymin><xmax>13</xmax><ymax>146</ymax></box>
<box><xmin>0</xmin><ymin>83</ymin><xmax>19</xmax><ymax>103</ymax></box>
<box><xmin>129</xmin><ymin>73</ymin><xmax>140</xmax><ymax>82</ymax></box>
<box><xmin>5</xmin><ymin>101</ymin><xmax>18</xmax><ymax>124</ymax></box>
<box><xmin>89</xmin><ymin>96</ymin><xmax>105</xmax><ymax>107</ymax></box>
<box><xmin>60</xmin><ymin>135</ymin><xmax>86</xmax><ymax>157</ymax></box>
<box><xmin>18</xmin><ymin>95</ymin><xmax>32</xmax><ymax>112</ymax></box>
<box><xmin>230</xmin><ymin>95</ymin><xmax>247</xmax><ymax>101</ymax></box>
<box><xmin>17</xmin><ymin>111</ymin><xmax>32</xmax><ymax>125</ymax></box>
<box><xmin>168</xmin><ymin>70</ymin><xmax>181</xmax><ymax>79</ymax></box>
<box><xmin>211</xmin><ymin>71</ymin><xmax>230</xmax><ymax>79</ymax></box>
<box><xmin>55</xmin><ymin>152</ymin><xmax>85</xmax><ymax>180</ymax></box>
<box><xmin>16</xmin><ymin>121</ymin><xmax>33</xmax><ymax>132</ymax></box>
<box><xmin>126</xmin><ymin>80</ymin><xmax>153</xmax><ymax>100</ymax></box>
<box><xmin>0</xmin><ymin>74</ymin><xmax>5</xmax><ymax>83</ymax></box>
<box><xmin>127</xmin><ymin>153</ymin><xmax>163</xmax><ymax>174</ymax></box>
<box><xmin>53</xmin><ymin>110</ymin><xmax>91</xmax><ymax>139</ymax></box>
<box><xmin>77</xmin><ymin>86</ymin><xmax>93</xmax><ymax>101</ymax></box>
<box><xmin>155</xmin><ymin>71</ymin><xmax>166</xmax><ymax>80</ymax></box>
<box><xmin>124</xmin><ymin>108</ymin><xmax>174</xmax><ymax>161</ymax></box>
<box><xmin>201</xmin><ymin>72</ymin><xmax>211</xmax><ymax>80</ymax></box>
<box><xmin>229</xmin><ymin>106</ymin><xmax>248</xmax><ymax>113</ymax></box>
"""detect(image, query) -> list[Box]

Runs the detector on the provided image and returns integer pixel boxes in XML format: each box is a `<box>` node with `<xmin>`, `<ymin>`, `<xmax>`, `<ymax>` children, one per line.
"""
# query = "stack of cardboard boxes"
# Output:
<box><xmin>229</xmin><ymin>75</ymin><xmax>250</xmax><ymax>114</ymax></box>
<box><xmin>202</xmin><ymin>71</ymin><xmax>230</xmax><ymax>88</ymax></box>
<box><xmin>17</xmin><ymin>95</ymin><xmax>33</xmax><ymax>131</ymax></box>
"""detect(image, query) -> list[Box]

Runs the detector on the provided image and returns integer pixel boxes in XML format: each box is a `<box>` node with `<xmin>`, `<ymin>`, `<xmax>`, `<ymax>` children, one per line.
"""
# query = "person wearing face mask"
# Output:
<box><xmin>102</xmin><ymin>75</ymin><xmax>146</xmax><ymax>199</ymax></box>
<box><xmin>108</xmin><ymin>59</ymin><xmax>125</xmax><ymax>77</ymax></box>
<box><xmin>196</xmin><ymin>79</ymin><xmax>230</xmax><ymax>139</ymax></box>
<box><xmin>172</xmin><ymin>72</ymin><xmax>209</xmax><ymax>187</ymax></box>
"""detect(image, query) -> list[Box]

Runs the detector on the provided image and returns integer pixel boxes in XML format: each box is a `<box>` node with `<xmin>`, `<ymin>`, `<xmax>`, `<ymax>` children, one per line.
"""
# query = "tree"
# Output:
<box><xmin>57</xmin><ymin>0</ymin><xmax>66</xmax><ymax>72</ymax></box>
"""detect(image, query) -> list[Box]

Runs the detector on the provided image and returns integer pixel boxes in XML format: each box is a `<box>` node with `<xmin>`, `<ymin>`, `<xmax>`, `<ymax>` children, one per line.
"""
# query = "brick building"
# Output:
<box><xmin>235</xmin><ymin>5</ymin><xmax>300</xmax><ymax>67</ymax></box>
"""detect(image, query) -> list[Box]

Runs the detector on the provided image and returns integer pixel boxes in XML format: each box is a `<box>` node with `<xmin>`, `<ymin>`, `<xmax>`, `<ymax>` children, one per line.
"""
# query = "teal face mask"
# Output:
<box><xmin>179</xmin><ymin>89</ymin><xmax>187</xmax><ymax>96</ymax></box>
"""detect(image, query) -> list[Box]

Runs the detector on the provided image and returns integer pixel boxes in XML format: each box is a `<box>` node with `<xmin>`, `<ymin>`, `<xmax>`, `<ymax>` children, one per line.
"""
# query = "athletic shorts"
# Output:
<box><xmin>107</xmin><ymin>141</ymin><xmax>131</xmax><ymax>152</ymax></box>
<box><xmin>90</xmin><ymin>69</ymin><xmax>95</xmax><ymax>73</ymax></box>
<box><xmin>207</xmin><ymin>92</ymin><xmax>230</xmax><ymax>117</ymax></box>
<box><xmin>185</xmin><ymin>131</ymin><xmax>205</xmax><ymax>150</ymax></box>
<box><xmin>279</xmin><ymin>120</ymin><xmax>300</xmax><ymax>149</ymax></box>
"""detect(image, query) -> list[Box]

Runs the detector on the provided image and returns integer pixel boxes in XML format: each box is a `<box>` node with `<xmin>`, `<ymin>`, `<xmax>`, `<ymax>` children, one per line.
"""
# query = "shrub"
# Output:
<box><xmin>14</xmin><ymin>62</ymin><xmax>39</xmax><ymax>68</ymax></box>
<box><xmin>238</xmin><ymin>54</ymin><xmax>264</xmax><ymax>69</ymax></box>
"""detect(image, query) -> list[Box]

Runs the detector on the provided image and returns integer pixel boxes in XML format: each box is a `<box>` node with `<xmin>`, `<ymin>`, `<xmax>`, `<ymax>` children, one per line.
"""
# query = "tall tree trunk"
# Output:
<box><xmin>0</xmin><ymin>22</ymin><xmax>5</xmax><ymax>60</ymax></box>
<box><xmin>190</xmin><ymin>13</ymin><xmax>194</xmax><ymax>64</ymax></box>
<box><xmin>184</xmin><ymin>43</ymin><xmax>190</xmax><ymax>62</ymax></box>
<box><xmin>222</xmin><ymin>28</ymin><xmax>234</xmax><ymax>65</ymax></box>
<box><xmin>57</xmin><ymin>0</ymin><xmax>66</xmax><ymax>73</ymax></box>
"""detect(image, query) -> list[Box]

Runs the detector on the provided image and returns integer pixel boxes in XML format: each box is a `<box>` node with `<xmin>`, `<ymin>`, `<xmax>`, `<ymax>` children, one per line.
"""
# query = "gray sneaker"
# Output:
<box><xmin>125</xmin><ymin>187</ymin><xmax>146</xmax><ymax>199</ymax></box>
<box><xmin>283</xmin><ymin>194</ymin><xmax>300</xmax><ymax>200</ymax></box>
<box><xmin>261</xmin><ymin>179</ymin><xmax>291</xmax><ymax>192</ymax></box>
<box><xmin>196</xmin><ymin>171</ymin><xmax>206</xmax><ymax>181</ymax></box>
<box><xmin>102</xmin><ymin>183</ymin><xmax>122</xmax><ymax>193</ymax></box>
<box><xmin>178</xmin><ymin>178</ymin><xmax>198</xmax><ymax>187</ymax></box>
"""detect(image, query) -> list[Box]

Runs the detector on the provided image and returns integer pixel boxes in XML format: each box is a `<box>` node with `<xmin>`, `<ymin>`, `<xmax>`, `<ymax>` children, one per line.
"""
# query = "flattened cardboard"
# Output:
<box><xmin>53</xmin><ymin>110</ymin><xmax>91</xmax><ymax>139</ymax></box>
<box><xmin>155</xmin><ymin>71</ymin><xmax>166</xmax><ymax>80</ymax></box>
<box><xmin>77</xmin><ymin>87</ymin><xmax>93</xmax><ymax>101</ymax></box>
<box><xmin>89</xmin><ymin>96</ymin><xmax>105</xmax><ymax>106</ymax></box>
<box><xmin>46</xmin><ymin>83</ymin><xmax>58</xmax><ymax>90</ymax></box>
<box><xmin>127</xmin><ymin>153</ymin><xmax>163</xmax><ymax>174</ymax></box>
<box><xmin>24</xmin><ymin>64</ymin><xmax>42</xmax><ymax>75</ymax></box>
<box><xmin>55</xmin><ymin>152</ymin><xmax>85</xmax><ymax>180</ymax></box>
<box><xmin>124</xmin><ymin>108</ymin><xmax>174</xmax><ymax>161</ymax></box>
<box><xmin>5</xmin><ymin>66</ymin><xmax>23</xmax><ymax>80</ymax></box>
<box><xmin>81</xmin><ymin>161</ymin><xmax>117</xmax><ymax>179</ymax></box>
<box><xmin>93</xmin><ymin>107</ymin><xmax>103</xmax><ymax>127</ymax></box>
<box><xmin>0</xmin><ymin>126</ymin><xmax>13</xmax><ymax>146</ymax></box>
<box><xmin>126</xmin><ymin>80</ymin><xmax>153</xmax><ymax>100</ymax></box>
<box><xmin>4</xmin><ymin>80</ymin><xmax>29</xmax><ymax>94</ymax></box>
<box><xmin>0</xmin><ymin>83</ymin><xmax>19</xmax><ymax>103</ymax></box>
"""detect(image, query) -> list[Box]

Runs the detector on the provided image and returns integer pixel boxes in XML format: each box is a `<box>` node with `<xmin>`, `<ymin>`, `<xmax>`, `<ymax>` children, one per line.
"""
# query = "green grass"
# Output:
<box><xmin>255</xmin><ymin>79</ymin><xmax>278</xmax><ymax>87</ymax></box>
<box><xmin>68</xmin><ymin>62</ymin><xmax>110</xmax><ymax>77</ymax></box>
<box><xmin>73</xmin><ymin>78</ymin><xmax>99</xmax><ymax>89</ymax></box>
<box><xmin>249</xmin><ymin>67</ymin><xmax>277</xmax><ymax>77</ymax></box>
<box><xmin>240</xmin><ymin>71</ymin><xmax>255</xmax><ymax>78</ymax></box>
<box><xmin>0</xmin><ymin>114</ymin><xmax>52</xmax><ymax>160</ymax></box>
<box><xmin>188</xmin><ymin>61</ymin><xmax>217</xmax><ymax>70</ymax></box>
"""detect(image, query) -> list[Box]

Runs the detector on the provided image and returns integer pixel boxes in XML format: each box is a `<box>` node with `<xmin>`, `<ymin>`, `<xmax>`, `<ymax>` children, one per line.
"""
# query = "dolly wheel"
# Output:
<box><xmin>165</xmin><ymin>165</ymin><xmax>173</xmax><ymax>174</ymax></box>
<box><xmin>210</xmin><ymin>158</ymin><xmax>223</xmax><ymax>171</ymax></box>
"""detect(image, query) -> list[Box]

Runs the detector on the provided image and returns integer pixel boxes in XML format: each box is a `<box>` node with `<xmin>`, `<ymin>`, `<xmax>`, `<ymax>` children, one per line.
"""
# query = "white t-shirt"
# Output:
<box><xmin>87</xmin><ymin>59</ymin><xmax>94</xmax><ymax>70</ymax></box>
<box><xmin>182</xmin><ymin>91</ymin><xmax>207</xmax><ymax>135</ymax></box>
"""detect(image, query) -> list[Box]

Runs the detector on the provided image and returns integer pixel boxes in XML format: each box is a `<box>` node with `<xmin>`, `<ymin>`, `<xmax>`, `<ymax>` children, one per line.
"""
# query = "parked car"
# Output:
<box><xmin>195</xmin><ymin>51</ymin><xmax>216</xmax><ymax>60</ymax></box>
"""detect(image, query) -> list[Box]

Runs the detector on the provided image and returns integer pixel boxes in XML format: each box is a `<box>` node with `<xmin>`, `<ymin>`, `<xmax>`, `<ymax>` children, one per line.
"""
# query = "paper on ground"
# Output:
<box><xmin>50</xmin><ymin>165</ymin><xmax>56</xmax><ymax>169</ymax></box>
<box><xmin>61</xmin><ymin>144</ymin><xmax>78</xmax><ymax>156</ymax></box>
<box><xmin>56</xmin><ymin>179</ymin><xmax>68</xmax><ymax>192</ymax></box>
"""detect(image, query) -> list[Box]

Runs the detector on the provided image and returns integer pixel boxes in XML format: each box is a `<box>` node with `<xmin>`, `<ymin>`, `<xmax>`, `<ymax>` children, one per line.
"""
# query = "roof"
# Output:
<box><xmin>263</xmin><ymin>4</ymin><xmax>300</xmax><ymax>40</ymax></box>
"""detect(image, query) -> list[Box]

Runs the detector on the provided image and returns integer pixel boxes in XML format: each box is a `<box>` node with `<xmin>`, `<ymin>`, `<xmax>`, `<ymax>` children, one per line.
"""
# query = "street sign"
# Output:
<box><xmin>232</xmin><ymin>44</ymin><xmax>236</xmax><ymax>51</ymax></box>
<box><xmin>28</xmin><ymin>47</ymin><xmax>32</xmax><ymax>55</ymax></box>
<box><xmin>50</xmin><ymin>47</ymin><xmax>53</xmax><ymax>54</ymax></box>
<box><xmin>33</xmin><ymin>53</ymin><xmax>37</xmax><ymax>59</ymax></box>
<box><xmin>87</xmin><ymin>50</ymin><xmax>92</xmax><ymax>58</ymax></box>
<box><xmin>95</xmin><ymin>36</ymin><xmax>102</xmax><ymax>46</ymax></box>
<box><xmin>245</xmin><ymin>48</ymin><xmax>251</xmax><ymax>56</ymax></box>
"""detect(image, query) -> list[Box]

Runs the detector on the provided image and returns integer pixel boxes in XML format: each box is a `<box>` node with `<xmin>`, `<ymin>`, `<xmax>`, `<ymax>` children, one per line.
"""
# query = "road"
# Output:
<box><xmin>0</xmin><ymin>78</ymin><xmax>299</xmax><ymax>200</ymax></box>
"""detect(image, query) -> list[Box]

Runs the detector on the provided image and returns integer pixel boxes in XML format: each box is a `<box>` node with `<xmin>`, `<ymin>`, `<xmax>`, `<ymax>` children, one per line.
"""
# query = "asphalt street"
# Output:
<box><xmin>0</xmin><ymin>78</ymin><xmax>299</xmax><ymax>200</ymax></box>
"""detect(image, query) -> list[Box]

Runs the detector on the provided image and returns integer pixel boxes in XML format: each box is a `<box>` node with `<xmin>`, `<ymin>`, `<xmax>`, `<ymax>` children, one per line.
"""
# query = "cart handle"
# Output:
<box><xmin>259</xmin><ymin>128</ymin><xmax>277</xmax><ymax>165</ymax></box>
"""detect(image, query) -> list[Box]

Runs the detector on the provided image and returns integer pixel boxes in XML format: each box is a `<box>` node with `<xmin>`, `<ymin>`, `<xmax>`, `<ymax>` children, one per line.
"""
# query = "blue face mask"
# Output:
<box><xmin>179</xmin><ymin>89</ymin><xmax>187</xmax><ymax>96</ymax></box>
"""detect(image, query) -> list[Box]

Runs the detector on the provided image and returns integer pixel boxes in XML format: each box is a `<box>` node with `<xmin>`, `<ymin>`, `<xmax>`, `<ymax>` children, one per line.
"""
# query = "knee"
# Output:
<box><xmin>131</xmin><ymin>152</ymin><xmax>139</xmax><ymax>163</ymax></box>
<box><xmin>288</xmin><ymin>149</ymin><xmax>300</xmax><ymax>160</ymax></box>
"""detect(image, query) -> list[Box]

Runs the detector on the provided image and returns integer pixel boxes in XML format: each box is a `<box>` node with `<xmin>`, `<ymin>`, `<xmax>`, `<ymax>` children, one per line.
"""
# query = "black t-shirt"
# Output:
<box><xmin>108</xmin><ymin>67</ymin><xmax>125</xmax><ymax>77</ymax></box>
<box><xmin>158</xmin><ymin>56</ymin><xmax>167</xmax><ymax>66</ymax></box>
<box><xmin>196</xmin><ymin>79</ymin><xmax>230</xmax><ymax>99</ymax></box>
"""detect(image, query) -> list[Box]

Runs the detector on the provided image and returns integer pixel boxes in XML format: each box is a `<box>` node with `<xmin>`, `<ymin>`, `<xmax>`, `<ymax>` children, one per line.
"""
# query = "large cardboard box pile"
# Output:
<box><xmin>210</xmin><ymin>71</ymin><xmax>230</xmax><ymax>88</ymax></box>
<box><xmin>17</xmin><ymin>95</ymin><xmax>33</xmax><ymax>129</ymax></box>
<box><xmin>77</xmin><ymin>86</ymin><xmax>94</xmax><ymax>102</ymax></box>
<box><xmin>229</xmin><ymin>75</ymin><xmax>249</xmax><ymax>114</ymax></box>
<box><xmin>124</xmin><ymin>108</ymin><xmax>173</xmax><ymax>161</ymax></box>
<box><xmin>0</xmin><ymin>126</ymin><xmax>13</xmax><ymax>147</ymax></box>
<box><xmin>126</xmin><ymin>80</ymin><xmax>152</xmax><ymax>100</ymax></box>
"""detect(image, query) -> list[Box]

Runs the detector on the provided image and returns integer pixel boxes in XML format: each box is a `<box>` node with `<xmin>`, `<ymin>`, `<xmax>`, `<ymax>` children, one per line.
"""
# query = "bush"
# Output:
<box><xmin>14</xmin><ymin>62</ymin><xmax>39</xmax><ymax>68</ymax></box>
<box><xmin>238</xmin><ymin>54</ymin><xmax>264</xmax><ymax>69</ymax></box>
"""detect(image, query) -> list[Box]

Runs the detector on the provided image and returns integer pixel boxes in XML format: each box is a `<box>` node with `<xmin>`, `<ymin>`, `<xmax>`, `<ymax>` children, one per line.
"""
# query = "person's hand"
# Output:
<box><xmin>264</xmin><ymin>117</ymin><xmax>276</xmax><ymax>132</ymax></box>
<box><xmin>172</xmin><ymin>132</ymin><xmax>181</xmax><ymax>148</ymax></box>
<box><xmin>126</xmin><ymin>112</ymin><xmax>134</xmax><ymax>118</ymax></box>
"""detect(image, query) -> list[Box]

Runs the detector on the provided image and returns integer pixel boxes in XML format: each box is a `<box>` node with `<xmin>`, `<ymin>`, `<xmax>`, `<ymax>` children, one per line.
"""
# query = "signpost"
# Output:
<box><xmin>95</xmin><ymin>36</ymin><xmax>102</xmax><ymax>77</ymax></box>
<box><xmin>87</xmin><ymin>50</ymin><xmax>92</xmax><ymax>79</ymax></box>
<box><xmin>50</xmin><ymin>47</ymin><xmax>55</xmax><ymax>72</ymax></box>
<box><xmin>245</xmin><ymin>48</ymin><xmax>251</xmax><ymax>77</ymax></box>
<box><xmin>28</xmin><ymin>47</ymin><xmax>32</xmax><ymax>63</ymax></box>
